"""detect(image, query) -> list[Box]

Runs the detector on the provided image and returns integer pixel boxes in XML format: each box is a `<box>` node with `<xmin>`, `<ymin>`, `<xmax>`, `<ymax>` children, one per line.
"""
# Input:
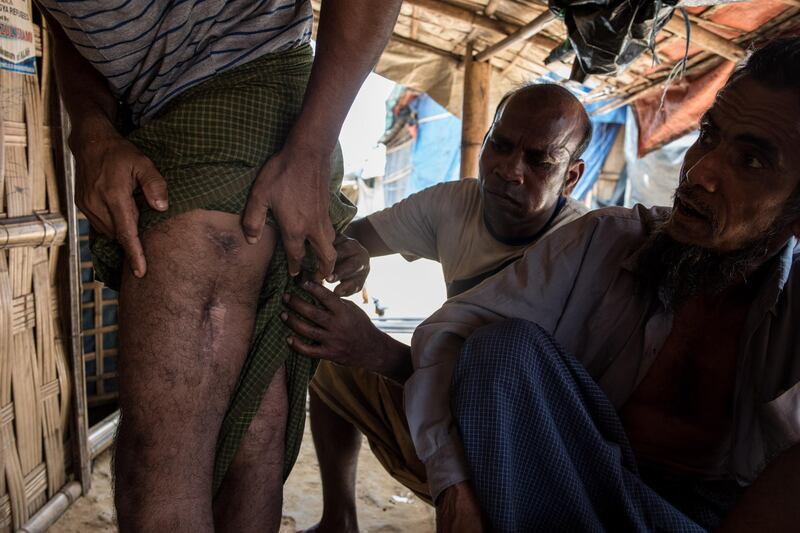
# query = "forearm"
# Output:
<box><xmin>288</xmin><ymin>0</ymin><xmax>402</xmax><ymax>152</ymax></box>
<box><xmin>38</xmin><ymin>4</ymin><xmax>118</xmax><ymax>143</ymax></box>
<box><xmin>373</xmin><ymin>331</ymin><xmax>413</xmax><ymax>383</ymax></box>
<box><xmin>718</xmin><ymin>444</ymin><xmax>800</xmax><ymax>532</ymax></box>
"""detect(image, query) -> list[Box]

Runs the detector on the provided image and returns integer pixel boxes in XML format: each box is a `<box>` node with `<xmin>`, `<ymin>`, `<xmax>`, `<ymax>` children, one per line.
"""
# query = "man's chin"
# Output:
<box><xmin>663</xmin><ymin>220</ymin><xmax>708</xmax><ymax>248</ymax></box>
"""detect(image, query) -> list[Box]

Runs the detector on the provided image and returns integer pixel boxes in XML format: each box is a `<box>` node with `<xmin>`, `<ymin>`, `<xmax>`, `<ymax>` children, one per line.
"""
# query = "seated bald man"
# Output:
<box><xmin>281</xmin><ymin>84</ymin><xmax>591</xmax><ymax>532</ymax></box>
<box><xmin>407</xmin><ymin>37</ymin><xmax>800</xmax><ymax>532</ymax></box>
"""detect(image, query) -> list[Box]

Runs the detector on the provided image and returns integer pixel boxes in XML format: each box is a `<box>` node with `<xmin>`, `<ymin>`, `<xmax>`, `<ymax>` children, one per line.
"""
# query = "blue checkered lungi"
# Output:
<box><xmin>452</xmin><ymin>319</ymin><xmax>742</xmax><ymax>532</ymax></box>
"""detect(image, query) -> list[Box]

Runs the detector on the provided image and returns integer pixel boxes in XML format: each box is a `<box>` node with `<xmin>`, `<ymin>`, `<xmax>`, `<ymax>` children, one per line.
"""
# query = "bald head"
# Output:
<box><xmin>478</xmin><ymin>83</ymin><xmax>589</xmax><ymax>243</ymax></box>
<box><xmin>493</xmin><ymin>83</ymin><xmax>592</xmax><ymax>162</ymax></box>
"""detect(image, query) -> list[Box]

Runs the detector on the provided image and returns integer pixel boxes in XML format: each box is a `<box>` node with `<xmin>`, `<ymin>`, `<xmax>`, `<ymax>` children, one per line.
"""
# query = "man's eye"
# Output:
<box><xmin>744</xmin><ymin>154</ymin><xmax>764</xmax><ymax>169</ymax></box>
<box><xmin>698</xmin><ymin>127</ymin><xmax>715</xmax><ymax>146</ymax></box>
<box><xmin>491</xmin><ymin>139</ymin><xmax>510</xmax><ymax>152</ymax></box>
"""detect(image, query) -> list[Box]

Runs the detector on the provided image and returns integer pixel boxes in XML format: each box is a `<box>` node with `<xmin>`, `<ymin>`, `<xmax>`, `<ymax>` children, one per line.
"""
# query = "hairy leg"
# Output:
<box><xmin>113</xmin><ymin>210</ymin><xmax>277</xmax><ymax>532</ymax></box>
<box><xmin>300</xmin><ymin>388</ymin><xmax>362</xmax><ymax>533</ymax></box>
<box><xmin>213</xmin><ymin>365</ymin><xmax>288</xmax><ymax>533</ymax></box>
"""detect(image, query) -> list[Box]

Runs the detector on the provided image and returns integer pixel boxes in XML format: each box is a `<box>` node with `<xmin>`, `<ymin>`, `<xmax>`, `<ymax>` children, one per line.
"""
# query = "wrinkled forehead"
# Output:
<box><xmin>493</xmin><ymin>98</ymin><xmax>583</xmax><ymax>154</ymax></box>
<box><xmin>712</xmin><ymin>76</ymin><xmax>800</xmax><ymax>151</ymax></box>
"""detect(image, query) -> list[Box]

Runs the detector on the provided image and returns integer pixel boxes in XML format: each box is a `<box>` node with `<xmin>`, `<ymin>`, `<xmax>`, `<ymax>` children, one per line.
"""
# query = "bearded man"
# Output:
<box><xmin>405</xmin><ymin>37</ymin><xmax>800</xmax><ymax>532</ymax></box>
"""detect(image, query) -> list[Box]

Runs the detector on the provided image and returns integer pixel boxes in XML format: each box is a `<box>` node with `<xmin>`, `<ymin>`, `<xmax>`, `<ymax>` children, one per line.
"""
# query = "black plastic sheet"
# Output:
<box><xmin>550</xmin><ymin>0</ymin><xmax>680</xmax><ymax>76</ymax></box>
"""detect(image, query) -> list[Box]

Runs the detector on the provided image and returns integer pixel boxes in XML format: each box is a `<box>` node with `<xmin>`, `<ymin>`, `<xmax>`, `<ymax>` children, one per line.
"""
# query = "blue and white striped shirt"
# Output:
<box><xmin>41</xmin><ymin>0</ymin><xmax>313</xmax><ymax>123</ymax></box>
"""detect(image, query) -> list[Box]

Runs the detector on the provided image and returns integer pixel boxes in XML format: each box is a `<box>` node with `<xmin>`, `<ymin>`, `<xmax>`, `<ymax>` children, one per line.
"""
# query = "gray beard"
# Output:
<box><xmin>636</xmin><ymin>222</ymin><xmax>782</xmax><ymax>310</ymax></box>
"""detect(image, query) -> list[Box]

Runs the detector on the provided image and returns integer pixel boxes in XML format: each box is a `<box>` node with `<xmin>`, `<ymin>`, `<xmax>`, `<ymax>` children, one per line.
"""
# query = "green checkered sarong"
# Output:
<box><xmin>89</xmin><ymin>44</ymin><xmax>356</xmax><ymax>494</ymax></box>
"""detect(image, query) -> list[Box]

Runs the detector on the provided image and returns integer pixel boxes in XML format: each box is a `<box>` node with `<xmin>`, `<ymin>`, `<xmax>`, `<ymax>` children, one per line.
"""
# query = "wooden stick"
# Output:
<box><xmin>484</xmin><ymin>0</ymin><xmax>502</xmax><ymax>17</ymax></box>
<box><xmin>461</xmin><ymin>42</ymin><xmax>491</xmax><ymax>179</ymax></box>
<box><xmin>391</xmin><ymin>33</ymin><xmax>462</xmax><ymax>62</ymax></box>
<box><xmin>475</xmin><ymin>10</ymin><xmax>557</xmax><ymax>62</ymax></box>
<box><xmin>664</xmin><ymin>17</ymin><xmax>745</xmax><ymax>62</ymax></box>
<box><xmin>410</xmin><ymin>6</ymin><xmax>420</xmax><ymax>40</ymax></box>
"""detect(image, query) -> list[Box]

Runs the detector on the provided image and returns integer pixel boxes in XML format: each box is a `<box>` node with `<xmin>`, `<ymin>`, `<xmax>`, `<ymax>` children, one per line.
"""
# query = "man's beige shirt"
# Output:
<box><xmin>367</xmin><ymin>178</ymin><xmax>588</xmax><ymax>295</ymax></box>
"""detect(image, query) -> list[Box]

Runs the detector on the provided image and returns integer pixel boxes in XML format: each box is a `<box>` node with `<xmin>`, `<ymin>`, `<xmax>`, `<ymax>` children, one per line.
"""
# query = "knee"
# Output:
<box><xmin>457</xmin><ymin>319</ymin><xmax>552</xmax><ymax>376</ymax></box>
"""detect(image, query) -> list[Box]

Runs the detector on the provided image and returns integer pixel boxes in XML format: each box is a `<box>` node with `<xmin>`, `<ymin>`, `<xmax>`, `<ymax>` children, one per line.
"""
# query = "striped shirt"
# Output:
<box><xmin>40</xmin><ymin>0</ymin><xmax>313</xmax><ymax>124</ymax></box>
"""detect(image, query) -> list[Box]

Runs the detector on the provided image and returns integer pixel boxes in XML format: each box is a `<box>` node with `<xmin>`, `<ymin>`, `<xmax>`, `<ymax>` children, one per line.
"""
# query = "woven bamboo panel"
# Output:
<box><xmin>0</xmin><ymin>8</ymin><xmax>72</xmax><ymax>531</ymax></box>
<box><xmin>78</xmin><ymin>213</ymin><xmax>120</xmax><ymax>410</ymax></box>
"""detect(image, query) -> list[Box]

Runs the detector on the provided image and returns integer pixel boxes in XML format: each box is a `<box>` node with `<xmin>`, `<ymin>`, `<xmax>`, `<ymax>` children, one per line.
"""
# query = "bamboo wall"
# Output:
<box><xmin>0</xmin><ymin>13</ymin><xmax>73</xmax><ymax>531</ymax></box>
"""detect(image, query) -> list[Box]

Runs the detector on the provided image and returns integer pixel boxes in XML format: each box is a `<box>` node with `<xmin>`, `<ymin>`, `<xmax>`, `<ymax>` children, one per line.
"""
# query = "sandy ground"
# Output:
<box><xmin>51</xmin><ymin>421</ymin><xmax>435</xmax><ymax>533</ymax></box>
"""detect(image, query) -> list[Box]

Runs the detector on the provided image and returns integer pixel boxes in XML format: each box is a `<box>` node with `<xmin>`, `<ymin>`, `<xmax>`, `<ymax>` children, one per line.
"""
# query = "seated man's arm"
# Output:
<box><xmin>345</xmin><ymin>218</ymin><xmax>394</xmax><ymax>256</ymax></box>
<box><xmin>718</xmin><ymin>443</ymin><xmax>800</xmax><ymax>532</ymax></box>
<box><xmin>406</xmin><ymin>213</ymin><xmax>599</xmax><ymax>502</ymax></box>
<box><xmin>332</xmin><ymin>183</ymin><xmax>453</xmax><ymax>294</ymax></box>
<box><xmin>283</xmin><ymin>281</ymin><xmax>413</xmax><ymax>381</ymax></box>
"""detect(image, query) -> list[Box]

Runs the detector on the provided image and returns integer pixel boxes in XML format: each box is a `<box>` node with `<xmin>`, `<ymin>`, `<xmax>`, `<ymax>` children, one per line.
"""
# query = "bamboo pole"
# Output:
<box><xmin>16</xmin><ymin>481</ymin><xmax>80</xmax><ymax>533</ymax></box>
<box><xmin>663</xmin><ymin>17</ymin><xmax>746</xmax><ymax>62</ymax></box>
<box><xmin>475</xmin><ymin>10</ymin><xmax>557</xmax><ymax>62</ymax></box>
<box><xmin>57</xmin><ymin>105</ymin><xmax>92</xmax><ymax>494</ymax></box>
<box><xmin>88</xmin><ymin>410</ymin><xmax>120</xmax><ymax>459</ymax></box>
<box><xmin>0</xmin><ymin>215</ymin><xmax>67</xmax><ymax>250</ymax></box>
<box><xmin>461</xmin><ymin>42</ymin><xmax>491</xmax><ymax>179</ymax></box>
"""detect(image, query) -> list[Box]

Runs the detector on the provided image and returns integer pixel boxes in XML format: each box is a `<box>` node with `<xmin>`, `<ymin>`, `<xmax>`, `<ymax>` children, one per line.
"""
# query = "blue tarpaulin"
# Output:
<box><xmin>382</xmin><ymin>83</ymin><xmax>628</xmax><ymax>205</ymax></box>
<box><xmin>408</xmin><ymin>94</ymin><xmax>462</xmax><ymax>192</ymax></box>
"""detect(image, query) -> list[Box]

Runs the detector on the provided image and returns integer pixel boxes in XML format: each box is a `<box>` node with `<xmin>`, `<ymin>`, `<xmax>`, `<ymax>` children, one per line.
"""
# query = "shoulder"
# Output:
<box><xmin>541</xmin><ymin>203</ymin><xmax>670</xmax><ymax>253</ymax></box>
<box><xmin>577</xmin><ymin>204</ymin><xmax>670</xmax><ymax>228</ymax></box>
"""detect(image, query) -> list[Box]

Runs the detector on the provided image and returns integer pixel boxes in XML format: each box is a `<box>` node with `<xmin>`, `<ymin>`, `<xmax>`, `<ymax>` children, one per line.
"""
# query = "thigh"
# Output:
<box><xmin>116</xmin><ymin>209</ymin><xmax>277</xmax><ymax>491</ymax></box>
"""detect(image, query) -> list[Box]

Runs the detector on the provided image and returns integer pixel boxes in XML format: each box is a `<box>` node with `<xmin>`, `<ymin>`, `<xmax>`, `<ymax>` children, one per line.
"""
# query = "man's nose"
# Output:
<box><xmin>497</xmin><ymin>151</ymin><xmax>525</xmax><ymax>184</ymax></box>
<box><xmin>685</xmin><ymin>149</ymin><xmax>721</xmax><ymax>193</ymax></box>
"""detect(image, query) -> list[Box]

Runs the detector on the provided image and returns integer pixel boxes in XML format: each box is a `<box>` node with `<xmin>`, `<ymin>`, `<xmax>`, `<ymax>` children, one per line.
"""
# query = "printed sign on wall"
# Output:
<box><xmin>0</xmin><ymin>0</ymin><xmax>35</xmax><ymax>75</ymax></box>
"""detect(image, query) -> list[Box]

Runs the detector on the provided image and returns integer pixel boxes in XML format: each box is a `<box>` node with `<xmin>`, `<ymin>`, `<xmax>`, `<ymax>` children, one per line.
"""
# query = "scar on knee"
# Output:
<box><xmin>206</xmin><ymin>228</ymin><xmax>241</xmax><ymax>256</ymax></box>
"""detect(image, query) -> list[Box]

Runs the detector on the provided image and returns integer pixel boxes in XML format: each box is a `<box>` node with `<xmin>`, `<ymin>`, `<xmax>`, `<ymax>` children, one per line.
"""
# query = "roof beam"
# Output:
<box><xmin>474</xmin><ymin>10</ymin><xmax>557</xmax><ymax>62</ymax></box>
<box><xmin>391</xmin><ymin>33</ymin><xmax>462</xmax><ymax>62</ymax></box>
<box><xmin>403</xmin><ymin>0</ymin><xmax>517</xmax><ymax>35</ymax></box>
<box><xmin>663</xmin><ymin>17</ymin><xmax>746</xmax><ymax>62</ymax></box>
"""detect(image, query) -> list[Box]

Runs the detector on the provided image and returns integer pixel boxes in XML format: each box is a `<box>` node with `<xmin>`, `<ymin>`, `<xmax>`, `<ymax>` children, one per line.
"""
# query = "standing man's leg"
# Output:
<box><xmin>214</xmin><ymin>366</ymin><xmax>288</xmax><ymax>533</ymax></box>
<box><xmin>303</xmin><ymin>388</ymin><xmax>362</xmax><ymax>533</ymax></box>
<box><xmin>114</xmin><ymin>210</ymin><xmax>281</xmax><ymax>532</ymax></box>
<box><xmin>452</xmin><ymin>319</ymin><xmax>704</xmax><ymax>533</ymax></box>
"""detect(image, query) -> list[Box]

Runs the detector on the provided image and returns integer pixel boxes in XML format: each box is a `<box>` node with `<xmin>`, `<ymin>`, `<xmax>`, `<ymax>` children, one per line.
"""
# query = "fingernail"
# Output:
<box><xmin>246</xmin><ymin>236</ymin><xmax>258</xmax><ymax>245</ymax></box>
<box><xmin>280</xmin><ymin>312</ymin><xmax>288</xmax><ymax>321</ymax></box>
<box><xmin>286</xmin><ymin>337</ymin><xmax>293</xmax><ymax>345</ymax></box>
<box><xmin>326</xmin><ymin>275</ymin><xmax>336</xmax><ymax>283</ymax></box>
<box><xmin>155</xmin><ymin>200</ymin><xmax>168</xmax><ymax>210</ymax></box>
<box><xmin>282</xmin><ymin>293</ymin><xmax>290</xmax><ymax>303</ymax></box>
<box><xmin>133</xmin><ymin>269</ymin><xmax>143</xmax><ymax>278</ymax></box>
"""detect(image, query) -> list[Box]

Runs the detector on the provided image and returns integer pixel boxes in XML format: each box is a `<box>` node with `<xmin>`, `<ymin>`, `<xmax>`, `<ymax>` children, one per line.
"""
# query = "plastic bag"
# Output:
<box><xmin>549</xmin><ymin>0</ymin><xmax>680</xmax><ymax>75</ymax></box>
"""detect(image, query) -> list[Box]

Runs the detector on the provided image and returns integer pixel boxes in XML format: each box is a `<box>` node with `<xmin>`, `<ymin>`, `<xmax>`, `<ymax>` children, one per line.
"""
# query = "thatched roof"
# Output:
<box><xmin>313</xmin><ymin>0</ymin><xmax>800</xmax><ymax>121</ymax></box>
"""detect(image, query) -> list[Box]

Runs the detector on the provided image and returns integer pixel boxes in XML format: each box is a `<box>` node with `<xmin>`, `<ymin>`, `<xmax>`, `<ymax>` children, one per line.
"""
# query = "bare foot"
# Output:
<box><xmin>299</xmin><ymin>515</ymin><xmax>358</xmax><ymax>533</ymax></box>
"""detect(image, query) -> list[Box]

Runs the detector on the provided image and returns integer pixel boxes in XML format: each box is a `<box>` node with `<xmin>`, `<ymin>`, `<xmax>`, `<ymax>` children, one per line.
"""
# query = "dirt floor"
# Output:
<box><xmin>51</xmin><ymin>422</ymin><xmax>435</xmax><ymax>533</ymax></box>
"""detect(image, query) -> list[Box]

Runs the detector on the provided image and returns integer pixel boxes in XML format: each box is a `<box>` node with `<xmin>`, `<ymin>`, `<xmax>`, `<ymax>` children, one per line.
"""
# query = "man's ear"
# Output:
<box><xmin>562</xmin><ymin>159</ymin><xmax>585</xmax><ymax>197</ymax></box>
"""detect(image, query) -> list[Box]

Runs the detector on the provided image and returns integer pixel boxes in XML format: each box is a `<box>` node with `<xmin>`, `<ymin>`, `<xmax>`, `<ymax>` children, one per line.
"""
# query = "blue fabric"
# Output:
<box><xmin>452</xmin><ymin>319</ymin><xmax>712</xmax><ymax>533</ymax></box>
<box><xmin>572</xmin><ymin>121</ymin><xmax>622</xmax><ymax>200</ymax></box>
<box><xmin>408</xmin><ymin>94</ymin><xmax>462</xmax><ymax>193</ymax></box>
